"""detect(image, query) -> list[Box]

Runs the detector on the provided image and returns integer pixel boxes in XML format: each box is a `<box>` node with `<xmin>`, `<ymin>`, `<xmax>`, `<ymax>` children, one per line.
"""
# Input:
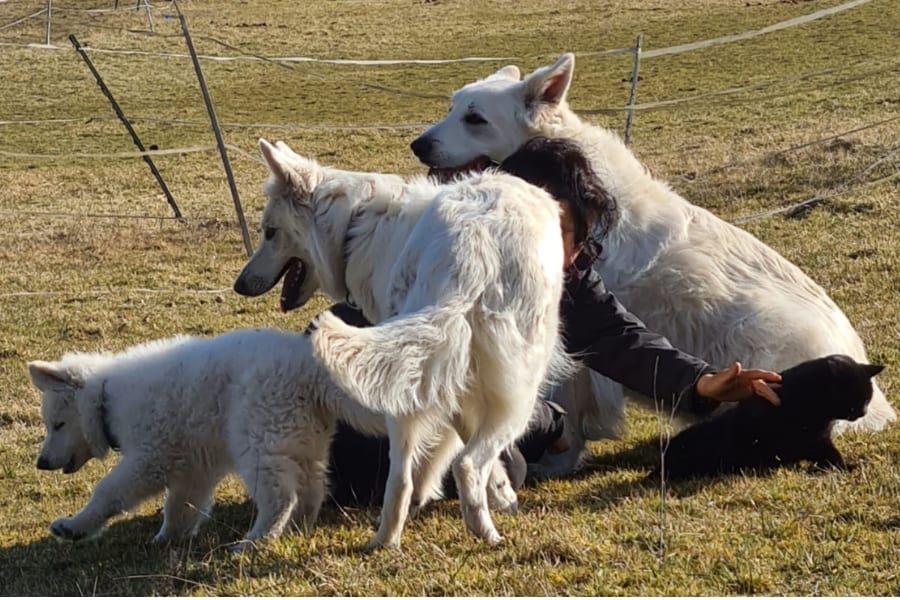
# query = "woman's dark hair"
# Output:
<box><xmin>498</xmin><ymin>137</ymin><xmax>617</xmax><ymax>259</ymax></box>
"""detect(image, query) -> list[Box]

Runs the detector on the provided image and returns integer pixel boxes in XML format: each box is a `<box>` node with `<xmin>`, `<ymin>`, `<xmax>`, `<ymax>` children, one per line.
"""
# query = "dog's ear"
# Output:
<box><xmin>488</xmin><ymin>64</ymin><xmax>521</xmax><ymax>81</ymax></box>
<box><xmin>259</xmin><ymin>138</ymin><xmax>289</xmax><ymax>182</ymax></box>
<box><xmin>27</xmin><ymin>361</ymin><xmax>80</xmax><ymax>392</ymax></box>
<box><xmin>258</xmin><ymin>138</ymin><xmax>319</xmax><ymax>198</ymax></box>
<box><xmin>862</xmin><ymin>363</ymin><xmax>885</xmax><ymax>378</ymax></box>
<box><xmin>523</xmin><ymin>52</ymin><xmax>575</xmax><ymax>108</ymax></box>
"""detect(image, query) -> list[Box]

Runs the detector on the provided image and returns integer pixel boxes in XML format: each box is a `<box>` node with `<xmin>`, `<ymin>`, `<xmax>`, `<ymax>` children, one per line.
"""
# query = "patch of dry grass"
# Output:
<box><xmin>0</xmin><ymin>0</ymin><xmax>899</xmax><ymax>595</ymax></box>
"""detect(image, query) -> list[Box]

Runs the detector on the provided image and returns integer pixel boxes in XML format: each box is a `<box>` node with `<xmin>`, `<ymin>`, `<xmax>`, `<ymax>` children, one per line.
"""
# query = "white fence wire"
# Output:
<box><xmin>0</xmin><ymin>0</ymin><xmax>895</xmax><ymax>230</ymax></box>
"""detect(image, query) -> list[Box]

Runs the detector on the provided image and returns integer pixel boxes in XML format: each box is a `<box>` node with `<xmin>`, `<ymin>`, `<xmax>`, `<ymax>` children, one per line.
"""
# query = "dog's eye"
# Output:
<box><xmin>264</xmin><ymin>227</ymin><xmax>277</xmax><ymax>240</ymax></box>
<box><xmin>52</xmin><ymin>422</ymin><xmax>64</xmax><ymax>431</ymax></box>
<box><xmin>464</xmin><ymin>113</ymin><xmax>487</xmax><ymax>126</ymax></box>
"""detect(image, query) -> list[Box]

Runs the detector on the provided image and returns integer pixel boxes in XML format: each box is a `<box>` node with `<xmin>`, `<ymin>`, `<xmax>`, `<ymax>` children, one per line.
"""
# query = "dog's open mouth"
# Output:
<box><xmin>62</xmin><ymin>455</ymin><xmax>78</xmax><ymax>474</ymax></box>
<box><xmin>427</xmin><ymin>157</ymin><xmax>496</xmax><ymax>184</ymax></box>
<box><xmin>280</xmin><ymin>258</ymin><xmax>306</xmax><ymax>313</ymax></box>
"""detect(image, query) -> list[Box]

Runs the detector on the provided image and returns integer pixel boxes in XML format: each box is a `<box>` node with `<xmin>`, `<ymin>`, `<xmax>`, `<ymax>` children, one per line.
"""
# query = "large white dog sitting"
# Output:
<box><xmin>28</xmin><ymin>330</ymin><xmax>386</xmax><ymax>548</ymax></box>
<box><xmin>410</xmin><ymin>52</ymin><xmax>894</xmax><ymax>476</ymax></box>
<box><xmin>237</xmin><ymin>139</ymin><xmax>569</xmax><ymax>548</ymax></box>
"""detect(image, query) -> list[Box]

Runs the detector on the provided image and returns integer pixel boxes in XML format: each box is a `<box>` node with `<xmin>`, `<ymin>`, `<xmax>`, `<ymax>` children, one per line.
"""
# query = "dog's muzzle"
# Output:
<box><xmin>410</xmin><ymin>135</ymin><xmax>434</xmax><ymax>163</ymax></box>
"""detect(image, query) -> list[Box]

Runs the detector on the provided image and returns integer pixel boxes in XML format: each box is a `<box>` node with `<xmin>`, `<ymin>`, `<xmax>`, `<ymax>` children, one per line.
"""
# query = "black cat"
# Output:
<box><xmin>658</xmin><ymin>354</ymin><xmax>884</xmax><ymax>480</ymax></box>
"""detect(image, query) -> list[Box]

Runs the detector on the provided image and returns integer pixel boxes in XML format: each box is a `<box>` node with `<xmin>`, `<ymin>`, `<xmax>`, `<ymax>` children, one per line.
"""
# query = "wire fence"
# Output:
<box><xmin>0</xmin><ymin>0</ymin><xmax>896</xmax><ymax>232</ymax></box>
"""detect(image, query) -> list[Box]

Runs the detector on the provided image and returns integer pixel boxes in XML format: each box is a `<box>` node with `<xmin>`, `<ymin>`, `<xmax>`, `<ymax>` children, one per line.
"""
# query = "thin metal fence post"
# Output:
<box><xmin>624</xmin><ymin>34</ymin><xmax>643</xmax><ymax>146</ymax></box>
<box><xmin>141</xmin><ymin>0</ymin><xmax>153</xmax><ymax>32</ymax></box>
<box><xmin>68</xmin><ymin>34</ymin><xmax>182</xmax><ymax>219</ymax></box>
<box><xmin>176</xmin><ymin>9</ymin><xmax>252</xmax><ymax>257</ymax></box>
<box><xmin>44</xmin><ymin>0</ymin><xmax>51</xmax><ymax>45</ymax></box>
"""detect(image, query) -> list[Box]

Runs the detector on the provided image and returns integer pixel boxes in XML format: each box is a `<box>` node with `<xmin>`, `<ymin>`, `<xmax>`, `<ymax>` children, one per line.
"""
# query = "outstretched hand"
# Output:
<box><xmin>696</xmin><ymin>361</ymin><xmax>782</xmax><ymax>406</ymax></box>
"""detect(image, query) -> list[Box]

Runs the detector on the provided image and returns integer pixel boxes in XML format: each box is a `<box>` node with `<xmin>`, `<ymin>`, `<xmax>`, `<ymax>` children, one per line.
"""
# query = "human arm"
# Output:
<box><xmin>561</xmin><ymin>263</ymin><xmax>780</xmax><ymax>414</ymax></box>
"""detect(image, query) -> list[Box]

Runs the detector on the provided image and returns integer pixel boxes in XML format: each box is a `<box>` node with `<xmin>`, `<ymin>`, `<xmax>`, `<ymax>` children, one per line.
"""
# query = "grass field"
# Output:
<box><xmin>1</xmin><ymin>0</ymin><xmax>899</xmax><ymax>595</ymax></box>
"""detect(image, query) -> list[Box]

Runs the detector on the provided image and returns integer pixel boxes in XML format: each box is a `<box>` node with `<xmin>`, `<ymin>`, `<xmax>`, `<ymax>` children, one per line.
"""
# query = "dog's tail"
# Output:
<box><xmin>310</xmin><ymin>301</ymin><xmax>472</xmax><ymax>417</ymax></box>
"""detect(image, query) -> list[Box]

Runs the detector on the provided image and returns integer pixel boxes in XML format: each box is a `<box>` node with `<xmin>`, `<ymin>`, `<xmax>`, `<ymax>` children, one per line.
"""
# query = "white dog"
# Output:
<box><xmin>410</xmin><ymin>52</ymin><xmax>894</xmax><ymax>476</ymax></box>
<box><xmin>28</xmin><ymin>330</ymin><xmax>386</xmax><ymax>548</ymax></box>
<box><xmin>234</xmin><ymin>139</ymin><xmax>569</xmax><ymax>548</ymax></box>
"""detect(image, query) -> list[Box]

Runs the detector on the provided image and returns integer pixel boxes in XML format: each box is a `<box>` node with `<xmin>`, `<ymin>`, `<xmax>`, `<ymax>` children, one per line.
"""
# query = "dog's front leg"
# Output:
<box><xmin>368</xmin><ymin>416</ymin><xmax>422</xmax><ymax>550</ymax></box>
<box><xmin>50</xmin><ymin>458</ymin><xmax>164</xmax><ymax>542</ymax></box>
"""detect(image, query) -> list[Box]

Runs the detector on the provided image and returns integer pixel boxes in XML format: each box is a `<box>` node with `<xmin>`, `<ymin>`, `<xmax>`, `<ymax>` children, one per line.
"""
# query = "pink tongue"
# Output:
<box><xmin>279</xmin><ymin>258</ymin><xmax>305</xmax><ymax>313</ymax></box>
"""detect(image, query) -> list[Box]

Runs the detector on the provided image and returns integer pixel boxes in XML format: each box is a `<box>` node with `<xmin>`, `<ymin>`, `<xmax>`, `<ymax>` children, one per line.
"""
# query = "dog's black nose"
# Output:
<box><xmin>36</xmin><ymin>456</ymin><xmax>52</xmax><ymax>470</ymax></box>
<box><xmin>233</xmin><ymin>277</ymin><xmax>249</xmax><ymax>296</ymax></box>
<box><xmin>410</xmin><ymin>136</ymin><xmax>433</xmax><ymax>162</ymax></box>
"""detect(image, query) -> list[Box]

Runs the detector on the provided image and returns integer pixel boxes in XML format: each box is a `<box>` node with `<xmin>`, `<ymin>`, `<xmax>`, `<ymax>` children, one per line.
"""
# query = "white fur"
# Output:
<box><xmin>411</xmin><ymin>52</ymin><xmax>894</xmax><ymax>476</ymax></box>
<box><xmin>28</xmin><ymin>330</ymin><xmax>388</xmax><ymax>548</ymax></box>
<box><xmin>239</xmin><ymin>139</ymin><xmax>569</xmax><ymax>548</ymax></box>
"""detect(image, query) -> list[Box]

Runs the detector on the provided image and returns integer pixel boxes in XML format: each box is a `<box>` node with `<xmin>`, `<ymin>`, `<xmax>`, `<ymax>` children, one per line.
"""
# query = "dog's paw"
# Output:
<box><xmin>364</xmin><ymin>535</ymin><xmax>401</xmax><ymax>552</ymax></box>
<box><xmin>50</xmin><ymin>518</ymin><xmax>99</xmax><ymax>543</ymax></box>
<box><xmin>151</xmin><ymin>529</ymin><xmax>194</xmax><ymax>545</ymax></box>
<box><xmin>229</xmin><ymin>539</ymin><xmax>260</xmax><ymax>553</ymax></box>
<box><xmin>486</xmin><ymin>479</ymin><xmax>518</xmax><ymax>515</ymax></box>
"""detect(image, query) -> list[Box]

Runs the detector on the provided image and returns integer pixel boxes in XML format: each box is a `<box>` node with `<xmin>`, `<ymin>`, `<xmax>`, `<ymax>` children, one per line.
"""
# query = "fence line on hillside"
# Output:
<box><xmin>0</xmin><ymin>0</ymin><xmax>875</xmax><ymax>65</ymax></box>
<box><xmin>0</xmin><ymin>286</ymin><xmax>233</xmax><ymax>299</ymax></box>
<box><xmin>0</xmin><ymin>115</ymin><xmax>430</xmax><ymax>131</ymax></box>
<box><xmin>0</xmin><ymin>208</ymin><xmax>223</xmax><ymax>221</ymax></box>
<box><xmin>734</xmin><ymin>143</ymin><xmax>900</xmax><ymax>224</ymax></box>
<box><xmin>2</xmin><ymin>114</ymin><xmax>897</xmax><ymax>173</ymax></box>
<box><xmin>684</xmin><ymin>114</ymin><xmax>900</xmax><ymax>180</ymax></box>
<box><xmin>0</xmin><ymin>8</ymin><xmax>45</xmax><ymax>31</ymax></box>
<box><xmin>0</xmin><ymin>0</ymin><xmax>894</xmax><ymax>232</ymax></box>
<box><xmin>0</xmin><ymin>144</ymin><xmax>217</xmax><ymax>159</ymax></box>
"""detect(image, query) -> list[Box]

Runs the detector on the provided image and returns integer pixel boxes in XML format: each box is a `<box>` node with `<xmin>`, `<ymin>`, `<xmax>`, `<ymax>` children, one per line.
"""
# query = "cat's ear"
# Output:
<box><xmin>862</xmin><ymin>363</ymin><xmax>884</xmax><ymax>378</ymax></box>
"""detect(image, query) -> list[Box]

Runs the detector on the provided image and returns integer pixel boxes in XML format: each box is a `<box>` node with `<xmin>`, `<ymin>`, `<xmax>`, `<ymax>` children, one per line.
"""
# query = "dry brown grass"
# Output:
<box><xmin>0</xmin><ymin>0</ymin><xmax>899</xmax><ymax>595</ymax></box>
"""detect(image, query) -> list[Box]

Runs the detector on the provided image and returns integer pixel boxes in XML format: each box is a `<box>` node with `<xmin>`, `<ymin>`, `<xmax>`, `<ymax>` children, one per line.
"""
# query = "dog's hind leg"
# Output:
<box><xmin>452</xmin><ymin>435</ymin><xmax>507</xmax><ymax>544</ymax></box>
<box><xmin>153</xmin><ymin>471</ymin><xmax>221</xmax><ymax>543</ymax></box>
<box><xmin>50</xmin><ymin>458</ymin><xmax>165</xmax><ymax>542</ymax></box>
<box><xmin>368</xmin><ymin>416</ymin><xmax>427</xmax><ymax>550</ymax></box>
<box><xmin>486</xmin><ymin>457</ymin><xmax>518</xmax><ymax>515</ymax></box>
<box><xmin>236</xmin><ymin>454</ymin><xmax>301</xmax><ymax>549</ymax></box>
<box><xmin>290</xmin><ymin>456</ymin><xmax>330</xmax><ymax>534</ymax></box>
<box><xmin>409</xmin><ymin>427</ymin><xmax>461</xmax><ymax>518</ymax></box>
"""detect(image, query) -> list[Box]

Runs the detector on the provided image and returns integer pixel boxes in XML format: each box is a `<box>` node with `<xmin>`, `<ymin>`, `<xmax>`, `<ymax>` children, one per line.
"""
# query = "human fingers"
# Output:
<box><xmin>753</xmin><ymin>380</ymin><xmax>781</xmax><ymax>406</ymax></box>
<box><xmin>738</xmin><ymin>368</ymin><xmax>783</xmax><ymax>384</ymax></box>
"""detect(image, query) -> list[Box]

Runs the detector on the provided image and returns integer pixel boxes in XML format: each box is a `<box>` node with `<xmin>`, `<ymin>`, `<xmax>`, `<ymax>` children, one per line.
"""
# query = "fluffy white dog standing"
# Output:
<box><xmin>28</xmin><ymin>330</ymin><xmax>385</xmax><ymax>548</ymax></box>
<box><xmin>410</xmin><ymin>52</ymin><xmax>894</xmax><ymax>475</ymax></box>
<box><xmin>238</xmin><ymin>139</ymin><xmax>568</xmax><ymax>548</ymax></box>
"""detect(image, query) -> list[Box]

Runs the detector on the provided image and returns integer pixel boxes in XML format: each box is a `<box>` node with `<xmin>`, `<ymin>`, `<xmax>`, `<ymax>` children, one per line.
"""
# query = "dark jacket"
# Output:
<box><xmin>562</xmin><ymin>245</ymin><xmax>718</xmax><ymax>416</ymax></box>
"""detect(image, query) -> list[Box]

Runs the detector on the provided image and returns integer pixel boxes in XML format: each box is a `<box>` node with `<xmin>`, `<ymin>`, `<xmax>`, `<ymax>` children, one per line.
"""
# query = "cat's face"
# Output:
<box><xmin>783</xmin><ymin>354</ymin><xmax>883</xmax><ymax>421</ymax></box>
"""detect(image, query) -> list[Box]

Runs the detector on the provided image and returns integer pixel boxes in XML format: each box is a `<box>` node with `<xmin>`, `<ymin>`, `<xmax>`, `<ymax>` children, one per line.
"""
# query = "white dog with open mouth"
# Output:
<box><xmin>234</xmin><ymin>139</ymin><xmax>570</xmax><ymax>548</ymax></box>
<box><xmin>409</xmin><ymin>52</ymin><xmax>894</xmax><ymax>476</ymax></box>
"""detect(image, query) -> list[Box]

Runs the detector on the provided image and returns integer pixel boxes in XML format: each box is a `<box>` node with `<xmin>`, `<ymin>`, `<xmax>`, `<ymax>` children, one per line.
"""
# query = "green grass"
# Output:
<box><xmin>1</xmin><ymin>0</ymin><xmax>899</xmax><ymax>595</ymax></box>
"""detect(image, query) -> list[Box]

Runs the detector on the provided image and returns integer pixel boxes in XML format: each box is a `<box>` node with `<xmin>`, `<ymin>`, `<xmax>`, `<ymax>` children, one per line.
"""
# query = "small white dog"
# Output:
<box><xmin>29</xmin><ymin>330</ymin><xmax>385</xmax><ymax>548</ymax></box>
<box><xmin>410</xmin><ymin>52</ymin><xmax>894</xmax><ymax>476</ymax></box>
<box><xmin>234</xmin><ymin>139</ymin><xmax>569</xmax><ymax>548</ymax></box>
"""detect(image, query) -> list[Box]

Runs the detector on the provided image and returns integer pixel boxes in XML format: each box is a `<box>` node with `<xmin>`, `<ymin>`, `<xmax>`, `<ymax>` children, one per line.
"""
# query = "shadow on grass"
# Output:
<box><xmin>537</xmin><ymin>436</ymin><xmax>816</xmax><ymax>512</ymax></box>
<box><xmin>0</xmin><ymin>499</ymin><xmax>377</xmax><ymax>596</ymax></box>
